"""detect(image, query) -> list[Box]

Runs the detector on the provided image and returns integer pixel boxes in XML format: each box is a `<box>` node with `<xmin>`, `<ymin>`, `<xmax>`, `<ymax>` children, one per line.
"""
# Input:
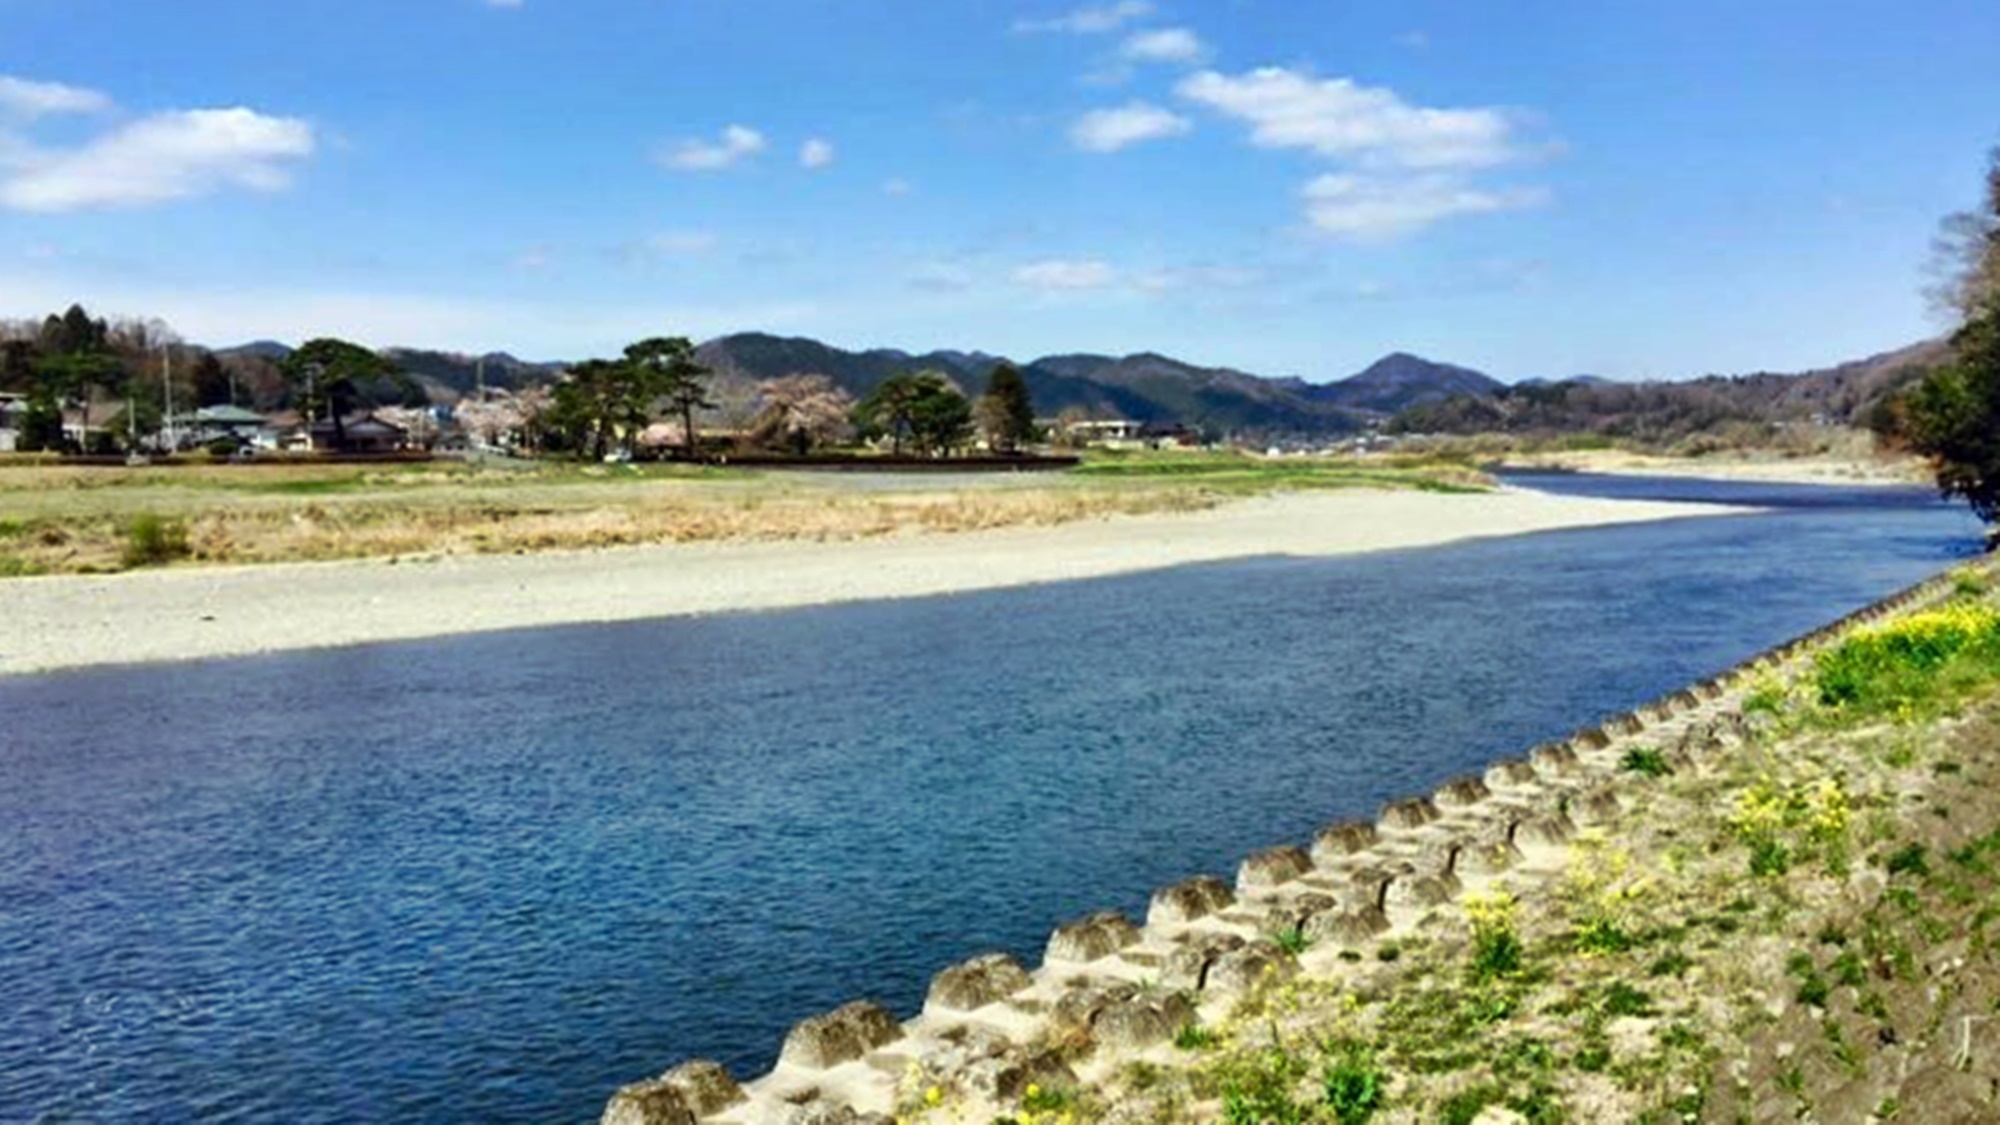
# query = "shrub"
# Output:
<box><xmin>1620</xmin><ymin>747</ymin><xmax>1673</xmax><ymax>777</ymax></box>
<box><xmin>1599</xmin><ymin>981</ymin><xmax>1655</xmax><ymax>1018</ymax></box>
<box><xmin>1273</xmin><ymin>925</ymin><xmax>1313</xmax><ymax>956</ymax></box>
<box><xmin>1321</xmin><ymin>1047</ymin><xmax>1387</xmax><ymax>1124</ymax></box>
<box><xmin>1885</xmin><ymin>842</ymin><xmax>1930</xmax><ymax>878</ymax></box>
<box><xmin>120</xmin><ymin>514</ymin><xmax>191</xmax><ymax>568</ymax></box>
<box><xmin>1174</xmin><ymin>1023</ymin><xmax>1219</xmax><ymax>1052</ymax></box>
<box><xmin>1648</xmin><ymin>951</ymin><xmax>1694</xmax><ymax>978</ymax></box>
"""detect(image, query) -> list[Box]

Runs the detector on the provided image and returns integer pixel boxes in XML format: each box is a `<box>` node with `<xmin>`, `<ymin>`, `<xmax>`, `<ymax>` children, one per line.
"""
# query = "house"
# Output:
<box><xmin>305</xmin><ymin>412</ymin><xmax>408</xmax><ymax>453</ymax></box>
<box><xmin>1138</xmin><ymin>422</ymin><xmax>1201</xmax><ymax>449</ymax></box>
<box><xmin>0</xmin><ymin>392</ymin><xmax>23</xmax><ymax>452</ymax></box>
<box><xmin>159</xmin><ymin>404</ymin><xmax>273</xmax><ymax>451</ymax></box>
<box><xmin>1060</xmin><ymin>418</ymin><xmax>1145</xmax><ymax>445</ymax></box>
<box><xmin>193</xmin><ymin>404</ymin><xmax>271</xmax><ymax>444</ymax></box>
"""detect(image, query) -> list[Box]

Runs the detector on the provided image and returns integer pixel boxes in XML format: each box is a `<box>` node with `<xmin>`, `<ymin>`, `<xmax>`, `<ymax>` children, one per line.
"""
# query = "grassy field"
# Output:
<box><xmin>0</xmin><ymin>450</ymin><xmax>1490</xmax><ymax>576</ymax></box>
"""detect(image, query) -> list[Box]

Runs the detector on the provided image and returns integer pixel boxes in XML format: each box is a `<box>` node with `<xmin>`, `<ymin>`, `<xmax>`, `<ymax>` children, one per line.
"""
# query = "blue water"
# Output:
<box><xmin>0</xmin><ymin>476</ymin><xmax>1980</xmax><ymax>1123</ymax></box>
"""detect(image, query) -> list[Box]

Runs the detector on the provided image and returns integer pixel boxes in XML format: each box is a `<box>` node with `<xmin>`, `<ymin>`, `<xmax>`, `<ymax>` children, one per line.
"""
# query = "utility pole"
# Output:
<box><xmin>160</xmin><ymin>346</ymin><xmax>175</xmax><ymax>452</ymax></box>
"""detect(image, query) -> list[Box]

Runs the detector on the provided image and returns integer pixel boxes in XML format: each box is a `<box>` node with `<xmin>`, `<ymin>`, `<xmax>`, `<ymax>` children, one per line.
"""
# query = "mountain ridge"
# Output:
<box><xmin>206</xmin><ymin>330</ymin><xmax>1948</xmax><ymax>441</ymax></box>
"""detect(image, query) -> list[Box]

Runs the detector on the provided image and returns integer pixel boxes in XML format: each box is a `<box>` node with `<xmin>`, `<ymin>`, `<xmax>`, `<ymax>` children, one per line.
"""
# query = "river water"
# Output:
<box><xmin>0</xmin><ymin>474</ymin><xmax>1979</xmax><ymax>1123</ymax></box>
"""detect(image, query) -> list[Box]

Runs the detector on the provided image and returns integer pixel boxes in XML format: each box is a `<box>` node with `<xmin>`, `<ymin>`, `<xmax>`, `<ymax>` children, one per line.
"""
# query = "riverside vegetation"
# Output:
<box><xmin>887</xmin><ymin>566</ymin><xmax>2000</xmax><ymax>1124</ymax></box>
<box><xmin>0</xmin><ymin>451</ymin><xmax>1488</xmax><ymax>576</ymax></box>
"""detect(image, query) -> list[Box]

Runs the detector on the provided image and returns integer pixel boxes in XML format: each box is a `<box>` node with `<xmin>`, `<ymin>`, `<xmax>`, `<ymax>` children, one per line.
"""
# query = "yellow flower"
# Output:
<box><xmin>925</xmin><ymin>1086</ymin><xmax>943</xmax><ymax>1107</ymax></box>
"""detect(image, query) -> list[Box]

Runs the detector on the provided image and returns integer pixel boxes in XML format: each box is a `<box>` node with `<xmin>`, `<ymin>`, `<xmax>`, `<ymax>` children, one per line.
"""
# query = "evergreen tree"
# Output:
<box><xmin>976</xmin><ymin>362</ymin><xmax>1038</xmax><ymax>453</ymax></box>
<box><xmin>15</xmin><ymin>385</ymin><xmax>65</xmax><ymax>452</ymax></box>
<box><xmin>280</xmin><ymin>338</ymin><xmax>402</xmax><ymax>449</ymax></box>
<box><xmin>855</xmin><ymin>370</ymin><xmax>972</xmax><ymax>457</ymax></box>
<box><xmin>625</xmin><ymin>337</ymin><xmax>711</xmax><ymax>458</ymax></box>
<box><xmin>35</xmin><ymin>304</ymin><xmax>119</xmax><ymax>451</ymax></box>
<box><xmin>192</xmin><ymin>352</ymin><xmax>234</xmax><ymax>407</ymax></box>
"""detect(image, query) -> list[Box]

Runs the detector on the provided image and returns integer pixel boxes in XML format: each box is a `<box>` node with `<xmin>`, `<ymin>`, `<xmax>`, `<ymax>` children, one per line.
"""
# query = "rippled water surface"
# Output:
<box><xmin>0</xmin><ymin>475</ymin><xmax>1980</xmax><ymax>1123</ymax></box>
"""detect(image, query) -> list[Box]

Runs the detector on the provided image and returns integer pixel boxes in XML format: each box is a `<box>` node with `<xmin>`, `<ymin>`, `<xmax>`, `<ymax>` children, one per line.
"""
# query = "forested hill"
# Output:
<box><xmin>693</xmin><ymin>333</ymin><xmax>1508</xmax><ymax>437</ymax></box>
<box><xmin>1388</xmin><ymin>339</ymin><xmax>1949</xmax><ymax>445</ymax></box>
<box><xmin>83</xmin><ymin>322</ymin><xmax>1953</xmax><ymax>445</ymax></box>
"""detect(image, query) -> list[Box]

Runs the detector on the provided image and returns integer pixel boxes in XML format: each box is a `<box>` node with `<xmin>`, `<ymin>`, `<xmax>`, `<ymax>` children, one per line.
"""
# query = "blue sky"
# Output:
<box><xmin>1</xmin><ymin>0</ymin><xmax>1996</xmax><ymax>382</ymax></box>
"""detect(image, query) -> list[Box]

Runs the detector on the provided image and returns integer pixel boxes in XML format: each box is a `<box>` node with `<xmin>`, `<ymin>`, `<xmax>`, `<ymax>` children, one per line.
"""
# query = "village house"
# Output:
<box><xmin>304</xmin><ymin>413</ymin><xmax>409</xmax><ymax>454</ymax></box>
<box><xmin>0</xmin><ymin>392</ymin><xmax>24</xmax><ymax>452</ymax></box>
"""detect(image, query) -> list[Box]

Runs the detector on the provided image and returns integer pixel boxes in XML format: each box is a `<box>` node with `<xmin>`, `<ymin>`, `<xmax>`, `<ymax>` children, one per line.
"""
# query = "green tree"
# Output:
<box><xmin>0</xmin><ymin>339</ymin><xmax>39</xmax><ymax>393</ymax></box>
<box><xmin>191</xmin><ymin>352</ymin><xmax>234</xmax><ymax>407</ymax></box>
<box><xmin>549</xmin><ymin>359</ymin><xmax>622</xmax><ymax>459</ymax></box>
<box><xmin>975</xmin><ymin>361</ymin><xmax>1038</xmax><ymax>453</ymax></box>
<box><xmin>625</xmin><ymin>337</ymin><xmax>711</xmax><ymax>458</ymax></box>
<box><xmin>1906</xmin><ymin>147</ymin><xmax>2000</xmax><ymax>530</ymax></box>
<box><xmin>280</xmin><ymin>338</ymin><xmax>401</xmax><ymax>450</ymax></box>
<box><xmin>15</xmin><ymin>385</ymin><xmax>65</xmax><ymax>452</ymax></box>
<box><xmin>40</xmin><ymin>303</ymin><xmax>107</xmax><ymax>356</ymax></box>
<box><xmin>908</xmin><ymin>375</ymin><xmax>973</xmax><ymax>456</ymax></box>
<box><xmin>1906</xmin><ymin>304</ymin><xmax>2000</xmax><ymax>522</ymax></box>
<box><xmin>854</xmin><ymin>372</ymin><xmax>925</xmax><ymax>456</ymax></box>
<box><xmin>36</xmin><ymin>304</ymin><xmax>118</xmax><ymax>452</ymax></box>
<box><xmin>856</xmin><ymin>370</ymin><xmax>972</xmax><ymax>458</ymax></box>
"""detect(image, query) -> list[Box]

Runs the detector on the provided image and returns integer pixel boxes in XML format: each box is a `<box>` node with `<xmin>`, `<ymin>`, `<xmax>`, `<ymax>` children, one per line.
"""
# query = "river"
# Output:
<box><xmin>0</xmin><ymin>474</ymin><xmax>1978</xmax><ymax>1123</ymax></box>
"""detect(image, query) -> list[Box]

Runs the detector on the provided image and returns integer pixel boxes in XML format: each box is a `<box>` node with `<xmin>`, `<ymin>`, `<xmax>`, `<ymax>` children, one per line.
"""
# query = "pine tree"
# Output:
<box><xmin>976</xmin><ymin>362</ymin><xmax>1038</xmax><ymax>454</ymax></box>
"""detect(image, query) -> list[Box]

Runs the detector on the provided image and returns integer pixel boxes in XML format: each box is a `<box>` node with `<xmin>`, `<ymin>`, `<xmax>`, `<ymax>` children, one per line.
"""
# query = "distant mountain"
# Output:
<box><xmin>381</xmin><ymin>348</ymin><xmax>564</xmax><ymax>400</ymax></box>
<box><xmin>216</xmin><ymin>340</ymin><xmax>293</xmax><ymax>362</ymax></box>
<box><xmin>1307</xmin><ymin>352</ymin><xmax>1505</xmax><ymax>414</ymax></box>
<box><xmin>1390</xmin><ymin>338</ymin><xmax>1950</xmax><ymax>443</ymax></box>
<box><xmin>197</xmin><ymin>327</ymin><xmax>1938</xmax><ymax>446</ymax></box>
<box><xmin>693</xmin><ymin>333</ymin><xmax>1392</xmax><ymax>436</ymax></box>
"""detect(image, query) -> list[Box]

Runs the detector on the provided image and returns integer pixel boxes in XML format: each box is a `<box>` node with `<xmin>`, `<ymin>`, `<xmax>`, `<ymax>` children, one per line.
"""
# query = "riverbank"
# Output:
<box><xmin>0</xmin><ymin>487</ymin><xmax>1731</xmax><ymax>676</ymax></box>
<box><xmin>604</xmin><ymin>563</ymin><xmax>2000</xmax><ymax>1125</ymax></box>
<box><xmin>0</xmin><ymin>453</ymin><xmax>1486</xmax><ymax>577</ymax></box>
<box><xmin>1496</xmin><ymin>448</ymin><xmax>1929</xmax><ymax>487</ymax></box>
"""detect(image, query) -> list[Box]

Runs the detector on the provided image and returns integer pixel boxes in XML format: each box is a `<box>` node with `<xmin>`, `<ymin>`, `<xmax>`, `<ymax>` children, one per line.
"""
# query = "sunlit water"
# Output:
<box><xmin>0</xmin><ymin>474</ymin><xmax>1979</xmax><ymax>1123</ymax></box>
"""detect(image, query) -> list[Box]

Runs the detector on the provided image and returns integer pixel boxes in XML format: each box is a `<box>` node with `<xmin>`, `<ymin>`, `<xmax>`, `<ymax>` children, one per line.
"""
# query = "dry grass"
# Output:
<box><xmin>0</xmin><ymin>454</ymin><xmax>1477</xmax><ymax>575</ymax></box>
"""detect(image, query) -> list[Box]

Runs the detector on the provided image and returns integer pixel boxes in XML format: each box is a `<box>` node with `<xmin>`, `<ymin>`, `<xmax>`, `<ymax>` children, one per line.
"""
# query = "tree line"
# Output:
<box><xmin>1</xmin><ymin>310</ymin><xmax>1044</xmax><ymax>460</ymax></box>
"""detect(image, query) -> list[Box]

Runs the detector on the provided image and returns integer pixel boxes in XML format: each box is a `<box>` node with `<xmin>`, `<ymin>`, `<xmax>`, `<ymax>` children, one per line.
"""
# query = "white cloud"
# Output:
<box><xmin>1119</xmin><ymin>28</ymin><xmax>1209</xmax><ymax>65</ymax></box>
<box><xmin>1174</xmin><ymin>65</ymin><xmax>1552</xmax><ymax>238</ymax></box>
<box><xmin>1301</xmin><ymin>173</ymin><xmax>1546</xmax><ymax>241</ymax></box>
<box><xmin>1013</xmin><ymin>259</ymin><xmax>1117</xmax><ymax>290</ymax></box>
<box><xmin>0</xmin><ymin>75</ymin><xmax>113</xmax><ymax>119</ymax></box>
<box><xmin>1014</xmin><ymin>1</ymin><xmax>1153</xmax><ymax>35</ymax></box>
<box><xmin>799</xmin><ymin>137</ymin><xmax>835</xmax><ymax>170</ymax></box>
<box><xmin>1177</xmin><ymin>67</ymin><xmax>1518</xmax><ymax>170</ymax></box>
<box><xmin>659</xmin><ymin>124</ymin><xmax>766</xmax><ymax>171</ymax></box>
<box><xmin>1070</xmin><ymin>102</ymin><xmax>1191</xmax><ymax>153</ymax></box>
<box><xmin>1</xmin><ymin>107</ymin><xmax>315</xmax><ymax>213</ymax></box>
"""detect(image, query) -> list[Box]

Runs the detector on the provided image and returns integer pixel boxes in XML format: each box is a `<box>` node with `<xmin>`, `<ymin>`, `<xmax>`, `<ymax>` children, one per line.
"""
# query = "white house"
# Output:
<box><xmin>0</xmin><ymin>392</ymin><xmax>26</xmax><ymax>452</ymax></box>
